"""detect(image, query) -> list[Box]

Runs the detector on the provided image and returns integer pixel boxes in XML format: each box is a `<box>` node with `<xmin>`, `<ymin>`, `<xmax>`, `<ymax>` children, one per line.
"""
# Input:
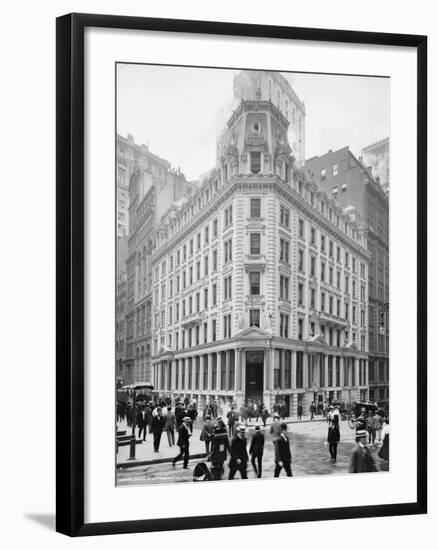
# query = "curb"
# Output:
<box><xmin>117</xmin><ymin>452</ymin><xmax>208</xmax><ymax>469</ymax></box>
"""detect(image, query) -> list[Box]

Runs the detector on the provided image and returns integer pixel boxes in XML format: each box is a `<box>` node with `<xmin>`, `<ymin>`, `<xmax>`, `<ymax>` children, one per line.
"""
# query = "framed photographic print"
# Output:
<box><xmin>56</xmin><ymin>13</ymin><xmax>427</xmax><ymax>536</ymax></box>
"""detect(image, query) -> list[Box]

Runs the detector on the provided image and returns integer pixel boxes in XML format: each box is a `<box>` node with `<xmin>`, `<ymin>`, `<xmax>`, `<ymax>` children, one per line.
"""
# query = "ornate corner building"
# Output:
<box><xmin>149</xmin><ymin>89</ymin><xmax>371</xmax><ymax>415</ymax></box>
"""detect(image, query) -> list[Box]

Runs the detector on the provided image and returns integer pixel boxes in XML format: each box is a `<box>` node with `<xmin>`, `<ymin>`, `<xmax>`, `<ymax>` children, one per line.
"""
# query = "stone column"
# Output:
<box><xmin>184</xmin><ymin>358</ymin><xmax>189</xmax><ymax>392</ymax></box>
<box><xmin>291</xmin><ymin>351</ymin><xmax>297</xmax><ymax>390</ymax></box>
<box><xmin>338</xmin><ymin>356</ymin><xmax>346</xmax><ymax>388</ymax></box>
<box><xmin>280</xmin><ymin>349</ymin><xmax>285</xmax><ymax>390</ymax></box>
<box><xmin>241</xmin><ymin>351</ymin><xmax>246</xmax><ymax>392</ymax></box>
<box><xmin>247</xmin><ymin>153</ymin><xmax>251</xmax><ymax>174</ymax></box>
<box><xmin>216</xmin><ymin>352</ymin><xmax>222</xmax><ymax>392</ymax></box>
<box><xmin>260</xmin><ymin>152</ymin><xmax>264</xmax><ymax>174</ymax></box>
<box><xmin>171</xmin><ymin>360</ymin><xmax>176</xmax><ymax>391</ymax></box>
<box><xmin>355</xmin><ymin>358</ymin><xmax>360</xmax><ymax>388</ymax></box>
<box><xmin>324</xmin><ymin>354</ymin><xmax>329</xmax><ymax>390</ymax></box>
<box><xmin>207</xmin><ymin>353</ymin><xmax>212</xmax><ymax>391</ymax></box>
<box><xmin>225</xmin><ymin>350</ymin><xmax>230</xmax><ymax>392</ymax></box>
<box><xmin>235</xmin><ymin>349</ymin><xmax>242</xmax><ymax>391</ymax></box>
<box><xmin>303</xmin><ymin>352</ymin><xmax>309</xmax><ymax>389</ymax></box>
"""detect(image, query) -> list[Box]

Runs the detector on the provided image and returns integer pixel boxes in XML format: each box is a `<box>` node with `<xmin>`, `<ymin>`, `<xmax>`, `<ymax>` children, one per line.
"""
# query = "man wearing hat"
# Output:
<box><xmin>228</xmin><ymin>425</ymin><xmax>249</xmax><ymax>480</ymax></box>
<box><xmin>249</xmin><ymin>424</ymin><xmax>265</xmax><ymax>478</ymax></box>
<box><xmin>200</xmin><ymin>414</ymin><xmax>215</xmax><ymax>457</ymax></box>
<box><xmin>210</xmin><ymin>417</ymin><xmax>230</xmax><ymax>480</ymax></box>
<box><xmin>274</xmin><ymin>423</ymin><xmax>293</xmax><ymax>477</ymax></box>
<box><xmin>150</xmin><ymin>407</ymin><xmax>165</xmax><ymax>452</ymax></box>
<box><xmin>270</xmin><ymin>412</ymin><xmax>282</xmax><ymax>442</ymax></box>
<box><xmin>173</xmin><ymin>416</ymin><xmax>192</xmax><ymax>469</ymax></box>
<box><xmin>349</xmin><ymin>429</ymin><xmax>377</xmax><ymax>473</ymax></box>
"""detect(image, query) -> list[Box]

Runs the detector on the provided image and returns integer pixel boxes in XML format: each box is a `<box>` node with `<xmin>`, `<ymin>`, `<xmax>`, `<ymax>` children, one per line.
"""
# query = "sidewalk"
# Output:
<box><xmin>116</xmin><ymin>414</ymin><xmax>328</xmax><ymax>468</ymax></box>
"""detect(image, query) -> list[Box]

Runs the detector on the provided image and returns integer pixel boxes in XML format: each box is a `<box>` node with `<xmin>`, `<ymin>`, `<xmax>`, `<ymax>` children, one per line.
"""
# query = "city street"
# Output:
<box><xmin>117</xmin><ymin>418</ymin><xmax>388</xmax><ymax>486</ymax></box>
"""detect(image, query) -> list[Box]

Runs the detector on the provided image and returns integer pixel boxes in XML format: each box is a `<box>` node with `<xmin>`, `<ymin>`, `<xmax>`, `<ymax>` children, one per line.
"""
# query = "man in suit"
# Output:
<box><xmin>227</xmin><ymin>406</ymin><xmax>238</xmax><ymax>437</ymax></box>
<box><xmin>249</xmin><ymin>424</ymin><xmax>265</xmax><ymax>478</ymax></box>
<box><xmin>349</xmin><ymin>429</ymin><xmax>377</xmax><ymax>473</ymax></box>
<box><xmin>173</xmin><ymin>416</ymin><xmax>191</xmax><ymax>469</ymax></box>
<box><xmin>228</xmin><ymin>425</ymin><xmax>249</xmax><ymax>480</ymax></box>
<box><xmin>210</xmin><ymin>418</ymin><xmax>230</xmax><ymax>480</ymax></box>
<box><xmin>201</xmin><ymin>414</ymin><xmax>215</xmax><ymax>456</ymax></box>
<box><xmin>164</xmin><ymin>406</ymin><xmax>176</xmax><ymax>447</ymax></box>
<box><xmin>327</xmin><ymin>417</ymin><xmax>341</xmax><ymax>462</ymax></box>
<box><xmin>150</xmin><ymin>407</ymin><xmax>165</xmax><ymax>452</ymax></box>
<box><xmin>274</xmin><ymin>423</ymin><xmax>293</xmax><ymax>477</ymax></box>
<box><xmin>137</xmin><ymin>405</ymin><xmax>148</xmax><ymax>441</ymax></box>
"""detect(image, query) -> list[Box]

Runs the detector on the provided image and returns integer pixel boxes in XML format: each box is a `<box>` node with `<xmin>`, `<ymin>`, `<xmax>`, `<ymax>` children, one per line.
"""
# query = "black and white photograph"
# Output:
<box><xmin>115</xmin><ymin>65</ymin><xmax>390</xmax><ymax>486</ymax></box>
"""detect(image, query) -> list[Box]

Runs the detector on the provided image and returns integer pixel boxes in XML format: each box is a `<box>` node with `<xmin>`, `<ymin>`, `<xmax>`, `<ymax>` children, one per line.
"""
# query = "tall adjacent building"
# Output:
<box><xmin>125</xmin><ymin>160</ymin><xmax>198</xmax><ymax>386</ymax></box>
<box><xmin>305</xmin><ymin>146</ymin><xmax>389</xmax><ymax>404</ymax></box>
<box><xmin>150</xmin><ymin>96</ymin><xmax>370</xmax><ymax>415</ymax></box>
<box><xmin>361</xmin><ymin>138</ymin><xmax>390</xmax><ymax>196</ymax></box>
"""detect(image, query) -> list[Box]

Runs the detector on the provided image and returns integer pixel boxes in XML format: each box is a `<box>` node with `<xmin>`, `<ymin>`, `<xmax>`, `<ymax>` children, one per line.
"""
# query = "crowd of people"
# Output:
<box><xmin>116</xmin><ymin>396</ymin><xmax>389</xmax><ymax>480</ymax></box>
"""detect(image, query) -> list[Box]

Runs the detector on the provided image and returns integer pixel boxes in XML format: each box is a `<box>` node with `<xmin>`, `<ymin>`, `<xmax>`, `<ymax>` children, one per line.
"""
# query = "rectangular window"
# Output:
<box><xmin>298</xmin><ymin>319</ymin><xmax>303</xmax><ymax>340</ymax></box>
<box><xmin>224</xmin><ymin>205</ymin><xmax>233</xmax><ymax>227</ymax></box>
<box><xmin>203</xmin><ymin>322</ymin><xmax>208</xmax><ymax>344</ymax></box>
<box><xmin>280</xmin><ymin>238</ymin><xmax>290</xmax><ymax>263</ymax></box>
<box><xmin>249</xmin><ymin>309</ymin><xmax>260</xmax><ymax>327</ymax></box>
<box><xmin>190</xmin><ymin>239</ymin><xmax>194</xmax><ymax>255</ymax></box>
<box><xmin>310</xmin><ymin>227</ymin><xmax>316</xmax><ymax>245</ymax></box>
<box><xmin>250</xmin><ymin>198</ymin><xmax>261</xmax><ymax>218</ymax></box>
<box><xmin>196</xmin><ymin>292</ymin><xmax>200</xmax><ymax>312</ymax></box>
<box><xmin>250</xmin><ymin>152</ymin><xmax>261</xmax><ymax>174</ymax></box>
<box><xmin>212</xmin><ymin>284</ymin><xmax>217</xmax><ymax>306</ymax></box>
<box><xmin>213</xmin><ymin>250</ymin><xmax>218</xmax><ymax>271</ymax></box>
<box><xmin>197</xmin><ymin>233</ymin><xmax>201</xmax><ymax>250</ymax></box>
<box><xmin>189</xmin><ymin>266</ymin><xmax>193</xmax><ymax>285</ymax></box>
<box><xmin>321</xmin><ymin>168</ymin><xmax>327</xmax><ymax>180</ymax></box>
<box><xmin>249</xmin><ymin>271</ymin><xmax>260</xmax><ymax>295</ymax></box>
<box><xmin>224</xmin><ymin>239</ymin><xmax>233</xmax><ymax>263</ymax></box>
<box><xmin>310</xmin><ymin>256</ymin><xmax>316</xmax><ymax>277</ymax></box>
<box><xmin>298</xmin><ymin>218</ymin><xmax>304</xmax><ymax>238</ymax></box>
<box><xmin>280</xmin><ymin>205</ymin><xmax>290</xmax><ymax>228</ymax></box>
<box><xmin>345</xmin><ymin>275</ymin><xmax>349</xmax><ymax>294</ymax></box>
<box><xmin>280</xmin><ymin>275</ymin><xmax>289</xmax><ymax>300</ymax></box>
<box><xmin>329</xmin><ymin>267</ymin><xmax>333</xmax><ymax>286</ymax></box>
<box><xmin>321</xmin><ymin>234</ymin><xmax>325</xmax><ymax>253</ymax></box>
<box><xmin>298</xmin><ymin>249</ymin><xmax>304</xmax><ymax>272</ymax></box>
<box><xmin>321</xmin><ymin>261</ymin><xmax>325</xmax><ymax>282</ymax></box>
<box><xmin>196</xmin><ymin>261</ymin><xmax>200</xmax><ymax>280</ymax></box>
<box><xmin>204</xmin><ymin>255</ymin><xmax>209</xmax><ymax>276</ymax></box>
<box><xmin>329</xmin><ymin>241</ymin><xmax>333</xmax><ymax>258</ymax></box>
<box><xmin>298</xmin><ymin>283</ymin><xmax>304</xmax><ymax>306</ymax></box>
<box><xmin>204</xmin><ymin>226</ymin><xmax>209</xmax><ymax>244</ymax></box>
<box><xmin>311</xmin><ymin>287</ymin><xmax>315</xmax><ymax>309</ymax></box>
<box><xmin>213</xmin><ymin>218</ymin><xmax>218</xmax><ymax>237</ymax></box>
<box><xmin>212</xmin><ymin>319</ymin><xmax>217</xmax><ymax>342</ymax></box>
<box><xmin>280</xmin><ymin>313</ymin><xmax>289</xmax><ymax>338</ymax></box>
<box><xmin>223</xmin><ymin>275</ymin><xmax>232</xmax><ymax>300</ymax></box>
<box><xmin>332</xmin><ymin>163</ymin><xmax>338</xmax><ymax>176</ymax></box>
<box><xmin>329</xmin><ymin>295</ymin><xmax>333</xmax><ymax>314</ymax></box>
<box><xmin>321</xmin><ymin>292</ymin><xmax>326</xmax><ymax>312</ymax></box>
<box><xmin>250</xmin><ymin>233</ymin><xmax>261</xmax><ymax>255</ymax></box>
<box><xmin>204</xmin><ymin>287</ymin><xmax>208</xmax><ymax>309</ymax></box>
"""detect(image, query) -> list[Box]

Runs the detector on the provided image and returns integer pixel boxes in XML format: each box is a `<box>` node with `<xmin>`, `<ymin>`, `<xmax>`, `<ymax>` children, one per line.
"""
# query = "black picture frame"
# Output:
<box><xmin>56</xmin><ymin>12</ymin><xmax>427</xmax><ymax>537</ymax></box>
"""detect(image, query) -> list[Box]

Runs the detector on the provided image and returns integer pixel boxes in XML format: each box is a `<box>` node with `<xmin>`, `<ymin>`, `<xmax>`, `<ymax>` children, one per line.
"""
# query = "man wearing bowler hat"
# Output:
<box><xmin>228</xmin><ymin>425</ymin><xmax>249</xmax><ymax>480</ymax></box>
<box><xmin>173</xmin><ymin>416</ymin><xmax>191</xmax><ymax>469</ymax></box>
<box><xmin>349</xmin><ymin>429</ymin><xmax>377</xmax><ymax>473</ymax></box>
<box><xmin>274</xmin><ymin>423</ymin><xmax>293</xmax><ymax>477</ymax></box>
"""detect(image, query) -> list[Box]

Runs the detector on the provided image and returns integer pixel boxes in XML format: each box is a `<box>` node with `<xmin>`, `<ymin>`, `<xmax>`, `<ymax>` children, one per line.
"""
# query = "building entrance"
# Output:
<box><xmin>245</xmin><ymin>350</ymin><xmax>264</xmax><ymax>403</ymax></box>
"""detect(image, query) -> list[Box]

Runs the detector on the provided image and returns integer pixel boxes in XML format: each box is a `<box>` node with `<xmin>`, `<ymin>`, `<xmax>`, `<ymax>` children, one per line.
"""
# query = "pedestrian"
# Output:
<box><xmin>249</xmin><ymin>424</ymin><xmax>265</xmax><ymax>478</ymax></box>
<box><xmin>261</xmin><ymin>406</ymin><xmax>269</xmax><ymax>427</ymax></box>
<box><xmin>200</xmin><ymin>414</ymin><xmax>215</xmax><ymax>457</ymax></box>
<box><xmin>297</xmin><ymin>404</ymin><xmax>303</xmax><ymax>421</ymax></box>
<box><xmin>173</xmin><ymin>416</ymin><xmax>191</xmax><ymax>469</ymax></box>
<box><xmin>378</xmin><ymin>418</ymin><xmax>389</xmax><ymax>462</ymax></box>
<box><xmin>349</xmin><ymin>429</ymin><xmax>377</xmax><ymax>473</ymax></box>
<box><xmin>274</xmin><ymin>423</ymin><xmax>293</xmax><ymax>477</ymax></box>
<box><xmin>210</xmin><ymin>417</ymin><xmax>230</xmax><ymax>480</ymax></box>
<box><xmin>366</xmin><ymin>411</ymin><xmax>374</xmax><ymax>444</ymax></box>
<box><xmin>188</xmin><ymin>404</ymin><xmax>198</xmax><ymax>433</ymax></box>
<box><xmin>227</xmin><ymin>405</ymin><xmax>237</xmax><ymax>437</ymax></box>
<box><xmin>355</xmin><ymin>407</ymin><xmax>367</xmax><ymax>432</ymax></box>
<box><xmin>164</xmin><ymin>406</ymin><xmax>176</xmax><ymax>447</ymax></box>
<box><xmin>270</xmin><ymin>413</ymin><xmax>281</xmax><ymax>441</ymax></box>
<box><xmin>228</xmin><ymin>425</ymin><xmax>249</xmax><ymax>480</ymax></box>
<box><xmin>327</xmin><ymin>418</ymin><xmax>340</xmax><ymax>462</ymax></box>
<box><xmin>150</xmin><ymin>407</ymin><xmax>165</xmax><ymax>452</ymax></box>
<box><xmin>373</xmin><ymin>411</ymin><xmax>383</xmax><ymax>442</ymax></box>
<box><xmin>309</xmin><ymin>402</ymin><xmax>316</xmax><ymax>421</ymax></box>
<box><xmin>137</xmin><ymin>405</ymin><xmax>148</xmax><ymax>441</ymax></box>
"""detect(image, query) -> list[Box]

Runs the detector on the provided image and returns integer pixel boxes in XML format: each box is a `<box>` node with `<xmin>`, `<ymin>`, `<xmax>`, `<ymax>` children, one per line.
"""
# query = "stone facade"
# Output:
<box><xmin>150</xmin><ymin>99</ymin><xmax>370</xmax><ymax>416</ymax></box>
<box><xmin>361</xmin><ymin>137</ymin><xmax>390</xmax><ymax>196</ymax></box>
<box><xmin>305</xmin><ymin>147</ymin><xmax>389</xmax><ymax>405</ymax></box>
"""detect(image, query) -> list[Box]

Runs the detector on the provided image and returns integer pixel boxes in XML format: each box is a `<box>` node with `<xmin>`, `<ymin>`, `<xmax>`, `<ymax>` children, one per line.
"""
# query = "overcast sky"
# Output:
<box><xmin>117</xmin><ymin>64</ymin><xmax>389</xmax><ymax>181</ymax></box>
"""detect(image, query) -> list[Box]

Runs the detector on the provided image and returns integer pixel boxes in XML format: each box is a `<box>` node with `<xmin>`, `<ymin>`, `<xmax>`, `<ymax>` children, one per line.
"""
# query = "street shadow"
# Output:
<box><xmin>25</xmin><ymin>513</ymin><xmax>55</xmax><ymax>531</ymax></box>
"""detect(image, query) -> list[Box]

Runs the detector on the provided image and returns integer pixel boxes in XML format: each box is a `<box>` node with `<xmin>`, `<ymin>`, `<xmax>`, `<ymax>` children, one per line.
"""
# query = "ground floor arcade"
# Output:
<box><xmin>151</xmin><ymin>327</ymin><xmax>369</xmax><ymax>416</ymax></box>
